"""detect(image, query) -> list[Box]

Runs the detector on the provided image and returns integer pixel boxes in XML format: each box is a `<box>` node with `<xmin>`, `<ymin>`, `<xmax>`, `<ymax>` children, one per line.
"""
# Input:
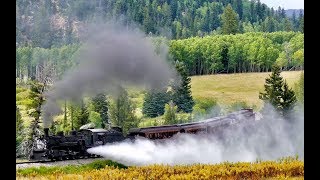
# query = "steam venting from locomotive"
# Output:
<box><xmin>41</xmin><ymin>22</ymin><xmax>178</xmax><ymax>128</ymax></box>
<box><xmin>88</xmin><ymin>105</ymin><xmax>304</xmax><ymax>166</ymax></box>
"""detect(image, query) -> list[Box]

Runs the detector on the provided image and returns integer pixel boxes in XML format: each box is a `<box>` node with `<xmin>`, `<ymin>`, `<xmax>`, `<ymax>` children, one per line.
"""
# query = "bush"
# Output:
<box><xmin>16</xmin><ymin>90</ymin><xmax>30</xmax><ymax>101</ymax></box>
<box><xmin>16</xmin><ymin>87</ymin><xmax>27</xmax><ymax>94</ymax></box>
<box><xmin>228</xmin><ymin>101</ymin><xmax>250</xmax><ymax>112</ymax></box>
<box><xmin>193</xmin><ymin>98</ymin><xmax>221</xmax><ymax>119</ymax></box>
<box><xmin>88</xmin><ymin>111</ymin><xmax>102</xmax><ymax>128</ymax></box>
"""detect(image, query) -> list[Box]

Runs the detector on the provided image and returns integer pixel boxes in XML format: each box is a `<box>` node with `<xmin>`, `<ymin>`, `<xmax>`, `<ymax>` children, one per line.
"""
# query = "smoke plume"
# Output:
<box><xmin>41</xmin><ymin>22</ymin><xmax>178</xmax><ymax>128</ymax></box>
<box><xmin>88</xmin><ymin>104</ymin><xmax>303</xmax><ymax>166</ymax></box>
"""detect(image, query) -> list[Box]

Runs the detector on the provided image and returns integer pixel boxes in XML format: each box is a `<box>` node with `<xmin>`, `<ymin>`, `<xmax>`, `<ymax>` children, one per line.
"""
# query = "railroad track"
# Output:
<box><xmin>16</xmin><ymin>156</ymin><xmax>103</xmax><ymax>165</ymax></box>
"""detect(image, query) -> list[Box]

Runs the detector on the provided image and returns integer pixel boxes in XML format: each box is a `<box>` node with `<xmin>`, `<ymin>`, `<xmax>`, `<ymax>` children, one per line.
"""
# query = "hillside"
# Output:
<box><xmin>190</xmin><ymin>70</ymin><xmax>302</xmax><ymax>110</ymax></box>
<box><xmin>16</xmin><ymin>0</ymin><xmax>304</xmax><ymax>48</ymax></box>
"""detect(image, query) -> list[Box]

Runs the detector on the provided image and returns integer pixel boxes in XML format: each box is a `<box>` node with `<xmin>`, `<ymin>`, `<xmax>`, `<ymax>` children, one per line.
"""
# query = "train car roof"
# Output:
<box><xmin>79</xmin><ymin>128</ymin><xmax>109</xmax><ymax>133</ymax></box>
<box><xmin>128</xmin><ymin>109</ymin><xmax>253</xmax><ymax>134</ymax></box>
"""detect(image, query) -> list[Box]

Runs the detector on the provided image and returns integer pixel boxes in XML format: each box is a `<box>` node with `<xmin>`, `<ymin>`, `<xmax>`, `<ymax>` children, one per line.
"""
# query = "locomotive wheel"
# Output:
<box><xmin>57</xmin><ymin>155</ymin><xmax>63</xmax><ymax>161</ymax></box>
<box><xmin>69</xmin><ymin>155</ymin><xmax>75</xmax><ymax>160</ymax></box>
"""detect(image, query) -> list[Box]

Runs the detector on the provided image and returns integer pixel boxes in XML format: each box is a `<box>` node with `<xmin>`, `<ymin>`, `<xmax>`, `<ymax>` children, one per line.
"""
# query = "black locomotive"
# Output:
<box><xmin>30</xmin><ymin>109</ymin><xmax>256</xmax><ymax>161</ymax></box>
<box><xmin>30</xmin><ymin>127</ymin><xmax>125</xmax><ymax>161</ymax></box>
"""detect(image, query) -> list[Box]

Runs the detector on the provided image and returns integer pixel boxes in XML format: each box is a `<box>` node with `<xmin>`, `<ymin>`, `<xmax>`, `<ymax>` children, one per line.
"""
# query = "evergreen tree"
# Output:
<box><xmin>142</xmin><ymin>88</ymin><xmax>169</xmax><ymax>118</ymax></box>
<box><xmin>298</xmin><ymin>11</ymin><xmax>304</xmax><ymax>33</ymax></box>
<box><xmin>172</xmin><ymin>61</ymin><xmax>195</xmax><ymax>113</ymax></box>
<box><xmin>281</xmin><ymin>8</ymin><xmax>286</xmax><ymax>19</ymax></box>
<box><xmin>281</xmin><ymin>81</ymin><xmax>297</xmax><ymax>118</ymax></box>
<box><xmin>284</xmin><ymin>18</ymin><xmax>292</xmax><ymax>31</ymax></box>
<box><xmin>256</xmin><ymin>0</ymin><xmax>262</xmax><ymax>20</ymax></box>
<box><xmin>73</xmin><ymin>99</ymin><xmax>89</xmax><ymax>130</ymax></box>
<box><xmin>16</xmin><ymin>106</ymin><xmax>24</xmax><ymax>150</ymax></box>
<box><xmin>291</xmin><ymin>11</ymin><xmax>298</xmax><ymax>30</ymax></box>
<box><xmin>259</xmin><ymin>65</ymin><xmax>284</xmax><ymax>111</ymax></box>
<box><xmin>63</xmin><ymin>100</ymin><xmax>68</xmax><ymax>131</ymax></box>
<box><xmin>19</xmin><ymin>81</ymin><xmax>45</xmax><ymax>157</ymax></box>
<box><xmin>16</xmin><ymin>105</ymin><xmax>23</xmax><ymax>135</ymax></box>
<box><xmin>92</xmin><ymin>93</ymin><xmax>109</xmax><ymax>128</ymax></box>
<box><xmin>109</xmin><ymin>86</ymin><xmax>139</xmax><ymax>134</ymax></box>
<box><xmin>221</xmin><ymin>4</ymin><xmax>239</xmax><ymax>34</ymax></box>
<box><xmin>236</xmin><ymin>0</ymin><xmax>243</xmax><ymax>20</ymax></box>
<box><xmin>259</xmin><ymin>65</ymin><xmax>297</xmax><ymax>118</ymax></box>
<box><xmin>250</xmin><ymin>1</ymin><xmax>256</xmax><ymax>23</ymax></box>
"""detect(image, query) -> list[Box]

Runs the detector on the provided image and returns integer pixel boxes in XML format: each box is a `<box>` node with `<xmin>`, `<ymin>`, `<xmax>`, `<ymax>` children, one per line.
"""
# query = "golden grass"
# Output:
<box><xmin>16</xmin><ymin>158</ymin><xmax>304</xmax><ymax>180</ymax></box>
<box><xmin>191</xmin><ymin>71</ymin><xmax>303</xmax><ymax>110</ymax></box>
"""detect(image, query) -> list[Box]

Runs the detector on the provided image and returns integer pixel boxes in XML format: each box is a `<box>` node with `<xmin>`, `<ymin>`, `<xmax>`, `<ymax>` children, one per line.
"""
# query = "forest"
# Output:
<box><xmin>16</xmin><ymin>0</ymin><xmax>303</xmax><ymax>48</ymax></box>
<box><xmin>16</xmin><ymin>32</ymin><xmax>303</xmax><ymax>80</ymax></box>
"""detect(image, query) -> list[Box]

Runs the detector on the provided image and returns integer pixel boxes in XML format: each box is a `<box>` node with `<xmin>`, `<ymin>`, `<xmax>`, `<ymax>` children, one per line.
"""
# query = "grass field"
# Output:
<box><xmin>190</xmin><ymin>71</ymin><xmax>303</xmax><ymax>110</ymax></box>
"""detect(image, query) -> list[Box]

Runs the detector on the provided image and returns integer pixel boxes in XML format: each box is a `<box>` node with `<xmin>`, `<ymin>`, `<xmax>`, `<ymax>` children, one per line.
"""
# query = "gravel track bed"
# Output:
<box><xmin>16</xmin><ymin>158</ymin><xmax>105</xmax><ymax>169</ymax></box>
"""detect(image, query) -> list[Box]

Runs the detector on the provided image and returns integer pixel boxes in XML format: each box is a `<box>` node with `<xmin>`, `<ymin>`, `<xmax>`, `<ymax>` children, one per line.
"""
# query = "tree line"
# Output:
<box><xmin>16</xmin><ymin>31</ymin><xmax>304</xmax><ymax>81</ymax></box>
<box><xmin>16</xmin><ymin>0</ymin><xmax>304</xmax><ymax>48</ymax></box>
<box><xmin>169</xmin><ymin>31</ymin><xmax>303</xmax><ymax>75</ymax></box>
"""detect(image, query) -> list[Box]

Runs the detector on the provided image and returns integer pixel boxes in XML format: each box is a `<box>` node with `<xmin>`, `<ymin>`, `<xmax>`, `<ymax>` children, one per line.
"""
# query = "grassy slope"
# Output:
<box><xmin>191</xmin><ymin>71</ymin><xmax>303</xmax><ymax>110</ymax></box>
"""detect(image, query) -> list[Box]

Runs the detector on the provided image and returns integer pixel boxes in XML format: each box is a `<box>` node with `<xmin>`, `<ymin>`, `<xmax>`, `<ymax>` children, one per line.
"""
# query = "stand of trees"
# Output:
<box><xmin>170</xmin><ymin>31</ymin><xmax>303</xmax><ymax>75</ymax></box>
<box><xmin>16</xmin><ymin>32</ymin><xmax>303</xmax><ymax>80</ymax></box>
<box><xmin>142</xmin><ymin>61</ymin><xmax>195</xmax><ymax>121</ymax></box>
<box><xmin>16</xmin><ymin>0</ymin><xmax>304</xmax><ymax>48</ymax></box>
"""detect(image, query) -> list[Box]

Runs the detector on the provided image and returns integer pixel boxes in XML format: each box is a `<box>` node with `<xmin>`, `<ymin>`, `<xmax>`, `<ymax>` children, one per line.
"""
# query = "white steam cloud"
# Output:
<box><xmin>88</xmin><ymin>104</ymin><xmax>304</xmax><ymax>166</ymax></box>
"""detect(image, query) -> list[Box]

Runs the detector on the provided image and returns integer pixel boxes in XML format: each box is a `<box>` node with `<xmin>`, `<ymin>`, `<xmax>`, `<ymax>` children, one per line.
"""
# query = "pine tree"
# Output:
<box><xmin>221</xmin><ymin>4</ymin><xmax>239</xmax><ymax>34</ymax></box>
<box><xmin>250</xmin><ymin>1</ymin><xmax>256</xmax><ymax>23</ymax></box>
<box><xmin>281</xmin><ymin>81</ymin><xmax>297</xmax><ymax>118</ymax></box>
<box><xmin>142</xmin><ymin>88</ymin><xmax>169</xmax><ymax>118</ymax></box>
<box><xmin>292</xmin><ymin>11</ymin><xmax>298</xmax><ymax>30</ymax></box>
<box><xmin>16</xmin><ymin>106</ymin><xmax>24</xmax><ymax>150</ymax></box>
<box><xmin>172</xmin><ymin>61</ymin><xmax>195</xmax><ymax>113</ymax></box>
<box><xmin>109</xmin><ymin>86</ymin><xmax>139</xmax><ymax>134</ymax></box>
<box><xmin>298</xmin><ymin>11</ymin><xmax>304</xmax><ymax>33</ymax></box>
<box><xmin>73</xmin><ymin>99</ymin><xmax>89</xmax><ymax>130</ymax></box>
<box><xmin>16</xmin><ymin>105</ymin><xmax>23</xmax><ymax>135</ymax></box>
<box><xmin>256</xmin><ymin>0</ymin><xmax>262</xmax><ymax>20</ymax></box>
<box><xmin>259</xmin><ymin>65</ymin><xmax>284</xmax><ymax>111</ymax></box>
<box><xmin>92</xmin><ymin>93</ymin><xmax>109</xmax><ymax>128</ymax></box>
<box><xmin>284</xmin><ymin>18</ymin><xmax>292</xmax><ymax>31</ymax></box>
<box><xmin>236</xmin><ymin>0</ymin><xmax>243</xmax><ymax>20</ymax></box>
<box><xmin>19</xmin><ymin>81</ymin><xmax>45</xmax><ymax>157</ymax></box>
<box><xmin>259</xmin><ymin>65</ymin><xmax>297</xmax><ymax>118</ymax></box>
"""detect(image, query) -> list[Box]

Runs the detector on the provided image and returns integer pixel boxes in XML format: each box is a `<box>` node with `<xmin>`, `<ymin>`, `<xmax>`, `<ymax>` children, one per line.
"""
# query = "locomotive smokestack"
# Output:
<box><xmin>44</xmin><ymin>128</ymin><xmax>49</xmax><ymax>137</ymax></box>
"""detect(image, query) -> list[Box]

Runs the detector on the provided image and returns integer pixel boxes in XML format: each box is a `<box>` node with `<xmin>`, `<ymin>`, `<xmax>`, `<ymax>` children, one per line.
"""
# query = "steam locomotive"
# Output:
<box><xmin>30</xmin><ymin>109</ymin><xmax>255</xmax><ymax>161</ymax></box>
<box><xmin>30</xmin><ymin>127</ymin><xmax>126</xmax><ymax>161</ymax></box>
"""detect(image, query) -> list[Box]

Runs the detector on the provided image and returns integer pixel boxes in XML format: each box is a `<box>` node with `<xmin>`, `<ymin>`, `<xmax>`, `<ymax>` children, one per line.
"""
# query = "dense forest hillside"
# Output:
<box><xmin>16</xmin><ymin>32</ymin><xmax>303</xmax><ymax>80</ymax></box>
<box><xmin>16</xmin><ymin>0</ymin><xmax>304</xmax><ymax>48</ymax></box>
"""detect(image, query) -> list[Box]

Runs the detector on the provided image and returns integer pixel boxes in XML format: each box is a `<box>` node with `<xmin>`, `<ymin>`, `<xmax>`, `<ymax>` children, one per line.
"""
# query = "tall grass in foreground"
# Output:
<box><xmin>17</xmin><ymin>157</ymin><xmax>303</xmax><ymax>179</ymax></box>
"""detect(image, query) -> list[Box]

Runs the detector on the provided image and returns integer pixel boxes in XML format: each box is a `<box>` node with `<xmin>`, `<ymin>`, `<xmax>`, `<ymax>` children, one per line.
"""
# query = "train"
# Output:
<box><xmin>30</xmin><ymin>108</ymin><xmax>256</xmax><ymax>161</ymax></box>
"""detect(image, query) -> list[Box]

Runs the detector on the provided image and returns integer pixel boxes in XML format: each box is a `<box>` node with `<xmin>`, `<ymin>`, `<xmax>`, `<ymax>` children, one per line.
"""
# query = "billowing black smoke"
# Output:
<box><xmin>41</xmin><ymin>22</ymin><xmax>178</xmax><ymax>127</ymax></box>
